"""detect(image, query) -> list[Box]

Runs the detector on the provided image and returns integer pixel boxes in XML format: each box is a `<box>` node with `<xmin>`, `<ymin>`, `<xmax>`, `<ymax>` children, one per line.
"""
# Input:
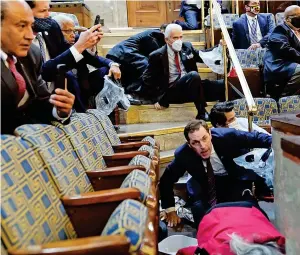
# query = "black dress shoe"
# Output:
<box><xmin>196</xmin><ymin>112</ymin><xmax>210</xmax><ymax>122</ymax></box>
<box><xmin>113</xmin><ymin>125</ymin><xmax>120</xmax><ymax>132</ymax></box>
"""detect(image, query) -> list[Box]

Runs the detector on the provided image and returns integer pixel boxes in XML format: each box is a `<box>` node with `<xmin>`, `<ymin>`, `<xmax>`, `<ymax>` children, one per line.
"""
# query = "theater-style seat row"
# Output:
<box><xmin>233</xmin><ymin>96</ymin><xmax>300</xmax><ymax>127</ymax></box>
<box><xmin>1</xmin><ymin>112</ymin><xmax>160</xmax><ymax>255</ymax></box>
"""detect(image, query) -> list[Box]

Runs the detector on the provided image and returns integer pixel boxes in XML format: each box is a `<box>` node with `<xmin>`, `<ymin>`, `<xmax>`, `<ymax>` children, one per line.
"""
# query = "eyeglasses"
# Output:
<box><xmin>62</xmin><ymin>29</ymin><xmax>76</xmax><ymax>35</ymax></box>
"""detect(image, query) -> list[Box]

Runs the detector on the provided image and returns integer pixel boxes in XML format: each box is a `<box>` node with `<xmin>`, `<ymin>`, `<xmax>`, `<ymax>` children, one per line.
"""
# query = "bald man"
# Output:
<box><xmin>264</xmin><ymin>5</ymin><xmax>300</xmax><ymax>98</ymax></box>
<box><xmin>1</xmin><ymin>0</ymin><xmax>75</xmax><ymax>134</ymax></box>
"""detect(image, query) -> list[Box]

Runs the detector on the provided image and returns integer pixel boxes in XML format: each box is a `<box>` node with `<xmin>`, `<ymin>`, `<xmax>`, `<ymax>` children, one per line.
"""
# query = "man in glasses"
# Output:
<box><xmin>52</xmin><ymin>14</ymin><xmax>77</xmax><ymax>45</ymax></box>
<box><xmin>264</xmin><ymin>5</ymin><xmax>300</xmax><ymax>98</ymax></box>
<box><xmin>232</xmin><ymin>0</ymin><xmax>275</xmax><ymax>49</ymax></box>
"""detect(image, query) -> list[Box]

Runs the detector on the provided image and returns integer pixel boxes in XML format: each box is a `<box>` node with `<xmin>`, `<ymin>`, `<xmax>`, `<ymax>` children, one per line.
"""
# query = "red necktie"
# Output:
<box><xmin>205</xmin><ymin>159</ymin><xmax>217</xmax><ymax>206</ymax></box>
<box><xmin>7</xmin><ymin>56</ymin><xmax>26</xmax><ymax>101</ymax></box>
<box><xmin>174</xmin><ymin>53</ymin><xmax>181</xmax><ymax>74</ymax></box>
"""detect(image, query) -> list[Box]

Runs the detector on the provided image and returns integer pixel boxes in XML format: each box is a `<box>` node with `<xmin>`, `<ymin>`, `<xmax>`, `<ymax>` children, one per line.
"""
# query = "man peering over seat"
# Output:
<box><xmin>232</xmin><ymin>0</ymin><xmax>275</xmax><ymax>50</ymax></box>
<box><xmin>264</xmin><ymin>5</ymin><xmax>300</xmax><ymax>98</ymax></box>
<box><xmin>141</xmin><ymin>24</ymin><xmax>224</xmax><ymax>121</ymax></box>
<box><xmin>209</xmin><ymin>101</ymin><xmax>270</xmax><ymax>134</ymax></box>
<box><xmin>1</xmin><ymin>0</ymin><xmax>75</xmax><ymax>134</ymax></box>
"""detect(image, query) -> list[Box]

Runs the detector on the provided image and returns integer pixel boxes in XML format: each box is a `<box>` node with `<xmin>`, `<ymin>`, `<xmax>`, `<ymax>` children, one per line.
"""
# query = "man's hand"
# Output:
<box><xmin>50</xmin><ymin>89</ymin><xmax>75</xmax><ymax>117</ymax></box>
<box><xmin>108</xmin><ymin>65</ymin><xmax>121</xmax><ymax>80</ymax></box>
<box><xmin>74</xmin><ymin>24</ymin><xmax>103</xmax><ymax>53</ymax></box>
<box><xmin>219</xmin><ymin>39</ymin><xmax>226</xmax><ymax>47</ymax></box>
<box><xmin>160</xmin><ymin>211</ymin><xmax>181</xmax><ymax>227</ymax></box>
<box><xmin>248</xmin><ymin>43</ymin><xmax>261</xmax><ymax>50</ymax></box>
<box><xmin>154</xmin><ymin>102</ymin><xmax>166</xmax><ymax>110</ymax></box>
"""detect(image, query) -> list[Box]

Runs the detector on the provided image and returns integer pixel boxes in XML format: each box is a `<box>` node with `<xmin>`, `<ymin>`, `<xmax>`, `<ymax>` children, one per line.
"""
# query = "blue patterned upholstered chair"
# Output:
<box><xmin>235</xmin><ymin>49</ymin><xmax>261</xmax><ymax>68</ymax></box>
<box><xmin>13</xmin><ymin>125</ymin><xmax>157</xmax><ymax>237</ymax></box>
<box><xmin>233</xmin><ymin>98</ymin><xmax>279</xmax><ymax>126</ymax></box>
<box><xmin>86</xmin><ymin>109</ymin><xmax>159</xmax><ymax>150</ymax></box>
<box><xmin>275</xmin><ymin>12</ymin><xmax>285</xmax><ymax>25</ymax></box>
<box><xmin>278</xmin><ymin>95</ymin><xmax>300</xmax><ymax>113</ymax></box>
<box><xmin>205</xmin><ymin>13</ymin><xmax>239</xmax><ymax>28</ymax></box>
<box><xmin>102</xmin><ymin>199</ymin><xmax>157</xmax><ymax>254</ymax></box>
<box><xmin>50</xmin><ymin>12</ymin><xmax>80</xmax><ymax>26</ymax></box>
<box><xmin>1</xmin><ymin>136</ymin><xmax>155</xmax><ymax>254</ymax></box>
<box><xmin>67</xmin><ymin>113</ymin><xmax>158</xmax><ymax>181</ymax></box>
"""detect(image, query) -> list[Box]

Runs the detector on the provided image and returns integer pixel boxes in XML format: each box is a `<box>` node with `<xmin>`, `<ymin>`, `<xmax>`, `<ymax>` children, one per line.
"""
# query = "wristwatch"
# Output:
<box><xmin>110</xmin><ymin>62</ymin><xmax>120</xmax><ymax>67</ymax></box>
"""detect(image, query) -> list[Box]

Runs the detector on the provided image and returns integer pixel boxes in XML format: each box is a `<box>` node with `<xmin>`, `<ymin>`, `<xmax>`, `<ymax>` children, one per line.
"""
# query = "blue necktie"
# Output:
<box><xmin>36</xmin><ymin>33</ymin><xmax>46</xmax><ymax>63</ymax></box>
<box><xmin>249</xmin><ymin>19</ymin><xmax>258</xmax><ymax>44</ymax></box>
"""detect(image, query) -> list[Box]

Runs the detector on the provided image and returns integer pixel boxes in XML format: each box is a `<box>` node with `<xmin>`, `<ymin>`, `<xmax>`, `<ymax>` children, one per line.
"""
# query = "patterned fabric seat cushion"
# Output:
<box><xmin>52</xmin><ymin>118</ymin><xmax>107</xmax><ymax>171</ymax></box>
<box><xmin>138</xmin><ymin>145</ymin><xmax>155</xmax><ymax>159</ymax></box>
<box><xmin>71</xmin><ymin>113</ymin><xmax>115</xmax><ymax>156</ymax></box>
<box><xmin>87</xmin><ymin>110</ymin><xmax>157</xmax><ymax>149</ymax></box>
<box><xmin>235</xmin><ymin>49</ymin><xmax>261</xmax><ymax>68</ymax></box>
<box><xmin>15</xmin><ymin>124</ymin><xmax>93</xmax><ymax>196</ymax></box>
<box><xmin>50</xmin><ymin>12</ymin><xmax>80</xmax><ymax>26</ymax></box>
<box><xmin>278</xmin><ymin>95</ymin><xmax>300</xmax><ymax>113</ymax></box>
<box><xmin>101</xmin><ymin>199</ymin><xmax>148</xmax><ymax>253</ymax></box>
<box><xmin>275</xmin><ymin>12</ymin><xmax>284</xmax><ymax>25</ymax></box>
<box><xmin>233</xmin><ymin>98</ymin><xmax>278</xmax><ymax>125</ymax></box>
<box><xmin>129</xmin><ymin>155</ymin><xmax>151</xmax><ymax>173</ymax></box>
<box><xmin>205</xmin><ymin>14</ymin><xmax>239</xmax><ymax>28</ymax></box>
<box><xmin>120</xmin><ymin>170</ymin><xmax>151</xmax><ymax>203</ymax></box>
<box><xmin>1</xmin><ymin>135</ymin><xmax>76</xmax><ymax>250</ymax></box>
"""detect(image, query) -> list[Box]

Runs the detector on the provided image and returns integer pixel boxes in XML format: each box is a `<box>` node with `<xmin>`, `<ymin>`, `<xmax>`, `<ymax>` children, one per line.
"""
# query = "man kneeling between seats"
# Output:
<box><xmin>159</xmin><ymin>119</ymin><xmax>272</xmax><ymax>228</ymax></box>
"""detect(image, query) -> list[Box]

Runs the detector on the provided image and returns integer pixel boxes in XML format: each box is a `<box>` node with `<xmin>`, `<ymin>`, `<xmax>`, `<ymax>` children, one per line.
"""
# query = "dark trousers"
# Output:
<box><xmin>159</xmin><ymin>71</ymin><xmax>207</xmax><ymax>118</ymax></box>
<box><xmin>176</xmin><ymin>9</ymin><xmax>200</xmax><ymax>30</ymax></box>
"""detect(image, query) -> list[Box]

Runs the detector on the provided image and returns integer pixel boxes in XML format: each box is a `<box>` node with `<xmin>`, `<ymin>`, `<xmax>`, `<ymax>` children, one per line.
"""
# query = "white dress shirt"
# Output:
<box><xmin>1</xmin><ymin>49</ymin><xmax>69</xmax><ymax>121</ymax></box>
<box><xmin>246</xmin><ymin>14</ymin><xmax>263</xmax><ymax>43</ymax></box>
<box><xmin>229</xmin><ymin>118</ymin><xmax>270</xmax><ymax>134</ymax></box>
<box><xmin>167</xmin><ymin>45</ymin><xmax>187</xmax><ymax>84</ymax></box>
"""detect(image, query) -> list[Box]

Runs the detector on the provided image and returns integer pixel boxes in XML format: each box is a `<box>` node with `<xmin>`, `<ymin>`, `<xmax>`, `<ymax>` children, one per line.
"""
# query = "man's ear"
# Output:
<box><xmin>245</xmin><ymin>5</ymin><xmax>250</xmax><ymax>12</ymax></box>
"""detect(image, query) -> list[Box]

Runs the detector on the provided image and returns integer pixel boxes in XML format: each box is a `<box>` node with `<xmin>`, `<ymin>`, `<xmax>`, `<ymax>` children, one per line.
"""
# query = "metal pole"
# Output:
<box><xmin>222</xmin><ymin>33</ymin><xmax>228</xmax><ymax>101</ymax></box>
<box><xmin>236</xmin><ymin>0</ymin><xmax>239</xmax><ymax>14</ymax></box>
<box><xmin>248</xmin><ymin>110</ymin><xmax>254</xmax><ymax>132</ymax></box>
<box><xmin>209</xmin><ymin>0</ymin><xmax>215</xmax><ymax>47</ymax></box>
<box><xmin>201</xmin><ymin>0</ymin><xmax>205</xmax><ymax>33</ymax></box>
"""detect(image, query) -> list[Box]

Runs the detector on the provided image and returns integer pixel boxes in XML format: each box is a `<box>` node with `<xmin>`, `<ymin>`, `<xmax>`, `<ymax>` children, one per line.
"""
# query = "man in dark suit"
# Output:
<box><xmin>142</xmin><ymin>24</ymin><xmax>214</xmax><ymax>120</ymax></box>
<box><xmin>106</xmin><ymin>28</ymin><xmax>165</xmax><ymax>94</ymax></box>
<box><xmin>159</xmin><ymin>120</ymin><xmax>272</xmax><ymax>227</ymax></box>
<box><xmin>25</xmin><ymin>0</ymin><xmax>121</xmax><ymax>111</ymax></box>
<box><xmin>1</xmin><ymin>0</ymin><xmax>75</xmax><ymax>134</ymax></box>
<box><xmin>264</xmin><ymin>5</ymin><xmax>300</xmax><ymax>98</ymax></box>
<box><xmin>232</xmin><ymin>0</ymin><xmax>275</xmax><ymax>49</ymax></box>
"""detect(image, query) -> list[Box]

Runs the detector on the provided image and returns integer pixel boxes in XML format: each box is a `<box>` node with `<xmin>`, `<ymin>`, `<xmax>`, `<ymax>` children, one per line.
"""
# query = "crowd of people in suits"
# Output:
<box><xmin>1</xmin><ymin>0</ymin><xmax>297</xmax><ymax>254</ymax></box>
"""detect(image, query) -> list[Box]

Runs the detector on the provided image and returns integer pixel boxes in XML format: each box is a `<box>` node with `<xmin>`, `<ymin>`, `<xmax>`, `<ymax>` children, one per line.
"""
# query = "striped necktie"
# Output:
<box><xmin>249</xmin><ymin>19</ymin><xmax>258</xmax><ymax>44</ymax></box>
<box><xmin>205</xmin><ymin>159</ymin><xmax>217</xmax><ymax>207</ymax></box>
<box><xmin>36</xmin><ymin>33</ymin><xmax>47</xmax><ymax>63</ymax></box>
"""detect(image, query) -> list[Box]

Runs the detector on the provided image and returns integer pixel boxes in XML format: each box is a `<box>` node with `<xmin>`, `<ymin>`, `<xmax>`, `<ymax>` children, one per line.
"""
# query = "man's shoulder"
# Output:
<box><xmin>174</xmin><ymin>143</ymin><xmax>190</xmax><ymax>157</ymax></box>
<box><xmin>211</xmin><ymin>127</ymin><xmax>238</xmax><ymax>138</ymax></box>
<box><xmin>149</xmin><ymin>45</ymin><xmax>167</xmax><ymax>57</ymax></box>
<box><xmin>234</xmin><ymin>14</ymin><xmax>246</xmax><ymax>25</ymax></box>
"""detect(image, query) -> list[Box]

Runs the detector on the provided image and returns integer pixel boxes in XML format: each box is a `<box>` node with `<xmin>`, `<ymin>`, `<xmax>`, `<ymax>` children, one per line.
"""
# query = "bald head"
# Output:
<box><xmin>284</xmin><ymin>5</ymin><xmax>300</xmax><ymax>19</ymax></box>
<box><xmin>1</xmin><ymin>0</ymin><xmax>34</xmax><ymax>57</ymax></box>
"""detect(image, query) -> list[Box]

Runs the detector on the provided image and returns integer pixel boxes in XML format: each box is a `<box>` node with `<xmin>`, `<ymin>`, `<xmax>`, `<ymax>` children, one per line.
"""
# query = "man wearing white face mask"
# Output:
<box><xmin>209</xmin><ymin>101</ymin><xmax>270</xmax><ymax>134</ymax></box>
<box><xmin>142</xmin><ymin>24</ymin><xmax>224</xmax><ymax>120</ymax></box>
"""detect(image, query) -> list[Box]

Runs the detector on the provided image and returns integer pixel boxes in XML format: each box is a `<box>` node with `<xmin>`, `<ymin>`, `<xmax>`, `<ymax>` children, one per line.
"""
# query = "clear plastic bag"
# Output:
<box><xmin>95</xmin><ymin>76</ymin><xmax>130</xmax><ymax>115</ymax></box>
<box><xmin>198</xmin><ymin>45</ymin><xmax>224</xmax><ymax>74</ymax></box>
<box><xmin>233</xmin><ymin>148</ymin><xmax>274</xmax><ymax>188</ymax></box>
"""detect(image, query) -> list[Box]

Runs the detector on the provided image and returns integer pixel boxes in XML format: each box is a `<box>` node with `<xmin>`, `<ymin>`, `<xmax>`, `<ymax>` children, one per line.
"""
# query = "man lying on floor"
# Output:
<box><xmin>159</xmin><ymin>119</ymin><xmax>272</xmax><ymax>228</ymax></box>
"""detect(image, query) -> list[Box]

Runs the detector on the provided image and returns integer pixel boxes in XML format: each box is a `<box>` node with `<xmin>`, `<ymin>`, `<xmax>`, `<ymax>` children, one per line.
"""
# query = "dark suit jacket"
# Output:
<box><xmin>159</xmin><ymin>128</ymin><xmax>272</xmax><ymax>209</ymax></box>
<box><xmin>232</xmin><ymin>13</ymin><xmax>275</xmax><ymax>49</ymax></box>
<box><xmin>264</xmin><ymin>22</ymin><xmax>300</xmax><ymax>84</ymax></box>
<box><xmin>142</xmin><ymin>42</ymin><xmax>202</xmax><ymax>105</ymax></box>
<box><xmin>1</xmin><ymin>45</ymin><xmax>55</xmax><ymax>134</ymax></box>
<box><xmin>40</xmin><ymin>20</ymin><xmax>112</xmax><ymax>82</ymax></box>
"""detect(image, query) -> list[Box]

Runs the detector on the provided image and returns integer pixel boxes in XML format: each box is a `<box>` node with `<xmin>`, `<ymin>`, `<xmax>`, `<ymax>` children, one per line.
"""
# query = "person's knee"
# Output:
<box><xmin>189</xmin><ymin>71</ymin><xmax>201</xmax><ymax>80</ymax></box>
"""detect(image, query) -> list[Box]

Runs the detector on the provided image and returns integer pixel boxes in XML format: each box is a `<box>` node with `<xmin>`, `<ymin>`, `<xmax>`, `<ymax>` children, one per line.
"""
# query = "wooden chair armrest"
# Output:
<box><xmin>8</xmin><ymin>235</ymin><xmax>130</xmax><ymax>255</ymax></box>
<box><xmin>62</xmin><ymin>188</ymin><xmax>140</xmax><ymax>207</ymax></box>
<box><xmin>62</xmin><ymin>188</ymin><xmax>141</xmax><ymax>237</ymax></box>
<box><xmin>103</xmin><ymin>151</ymin><xmax>149</xmax><ymax>161</ymax></box>
<box><xmin>119</xmin><ymin>134</ymin><xmax>154</xmax><ymax>143</ymax></box>
<box><xmin>86</xmin><ymin>165</ymin><xmax>146</xmax><ymax>178</ymax></box>
<box><xmin>112</xmin><ymin>141</ymin><xmax>149</xmax><ymax>150</ymax></box>
<box><xmin>260</xmin><ymin>125</ymin><xmax>271</xmax><ymax>133</ymax></box>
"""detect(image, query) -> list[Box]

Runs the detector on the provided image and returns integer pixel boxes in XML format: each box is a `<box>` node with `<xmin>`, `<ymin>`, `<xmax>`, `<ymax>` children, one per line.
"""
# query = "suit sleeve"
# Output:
<box><xmin>259</xmin><ymin>15</ymin><xmax>276</xmax><ymax>48</ymax></box>
<box><xmin>268</xmin><ymin>30</ymin><xmax>300</xmax><ymax>63</ymax></box>
<box><xmin>191</xmin><ymin>44</ymin><xmax>204</xmax><ymax>63</ymax></box>
<box><xmin>159</xmin><ymin>154</ymin><xmax>187</xmax><ymax>209</ymax></box>
<box><xmin>232</xmin><ymin>22</ymin><xmax>239</xmax><ymax>48</ymax></box>
<box><xmin>233</xmin><ymin>129</ymin><xmax>272</xmax><ymax>149</ymax></box>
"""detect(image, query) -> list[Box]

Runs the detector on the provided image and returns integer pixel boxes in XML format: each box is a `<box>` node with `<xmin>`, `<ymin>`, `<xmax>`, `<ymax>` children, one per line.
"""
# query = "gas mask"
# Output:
<box><xmin>289</xmin><ymin>16</ymin><xmax>300</xmax><ymax>29</ymax></box>
<box><xmin>171</xmin><ymin>39</ymin><xmax>183</xmax><ymax>52</ymax></box>
<box><xmin>246</xmin><ymin>5</ymin><xmax>260</xmax><ymax>15</ymax></box>
<box><xmin>33</xmin><ymin>17</ymin><xmax>53</xmax><ymax>32</ymax></box>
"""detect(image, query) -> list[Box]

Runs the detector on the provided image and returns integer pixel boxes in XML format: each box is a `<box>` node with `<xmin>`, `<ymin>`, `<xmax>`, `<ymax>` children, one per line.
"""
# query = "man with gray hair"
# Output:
<box><xmin>264</xmin><ymin>5</ymin><xmax>300</xmax><ymax>98</ymax></box>
<box><xmin>142</xmin><ymin>24</ymin><xmax>214</xmax><ymax>120</ymax></box>
<box><xmin>52</xmin><ymin>14</ymin><xmax>77</xmax><ymax>45</ymax></box>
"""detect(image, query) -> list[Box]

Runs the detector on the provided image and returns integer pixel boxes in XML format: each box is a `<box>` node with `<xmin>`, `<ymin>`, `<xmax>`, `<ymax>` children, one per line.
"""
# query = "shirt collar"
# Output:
<box><xmin>246</xmin><ymin>13</ymin><xmax>258</xmax><ymax>22</ymax></box>
<box><xmin>0</xmin><ymin>49</ymin><xmax>17</xmax><ymax>64</ymax></box>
